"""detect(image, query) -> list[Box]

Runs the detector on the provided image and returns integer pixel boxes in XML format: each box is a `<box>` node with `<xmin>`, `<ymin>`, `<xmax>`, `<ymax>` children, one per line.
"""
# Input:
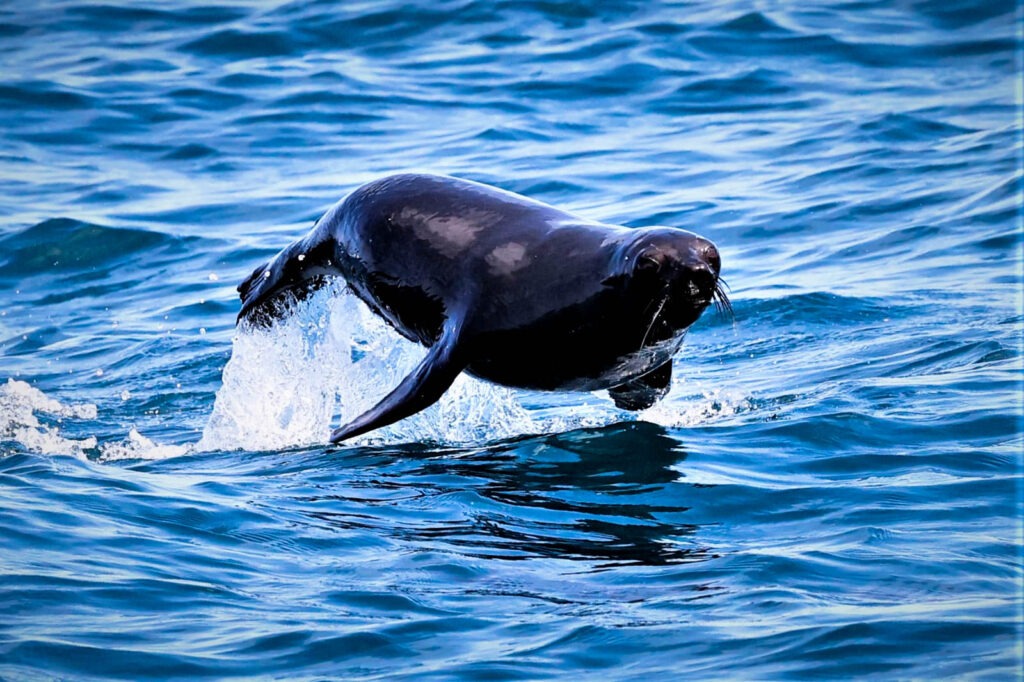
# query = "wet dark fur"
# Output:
<box><xmin>238</xmin><ymin>174</ymin><xmax>726</xmax><ymax>442</ymax></box>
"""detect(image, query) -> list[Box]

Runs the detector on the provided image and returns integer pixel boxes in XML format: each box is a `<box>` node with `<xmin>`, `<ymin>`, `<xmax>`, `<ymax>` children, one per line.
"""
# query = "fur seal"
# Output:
<box><xmin>237</xmin><ymin>174</ymin><xmax>728</xmax><ymax>443</ymax></box>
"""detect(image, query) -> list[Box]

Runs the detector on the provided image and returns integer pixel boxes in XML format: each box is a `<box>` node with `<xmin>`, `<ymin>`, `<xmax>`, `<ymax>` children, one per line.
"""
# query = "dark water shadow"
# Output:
<box><xmin>126</xmin><ymin>422</ymin><xmax>720</xmax><ymax>570</ymax></box>
<box><xmin>296</xmin><ymin>422</ymin><xmax>717</xmax><ymax>570</ymax></box>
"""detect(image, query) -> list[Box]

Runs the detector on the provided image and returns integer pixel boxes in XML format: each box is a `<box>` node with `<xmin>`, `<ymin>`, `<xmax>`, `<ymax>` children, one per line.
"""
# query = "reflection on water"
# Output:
<box><xmin>294</xmin><ymin>423</ymin><xmax>714</xmax><ymax>569</ymax></box>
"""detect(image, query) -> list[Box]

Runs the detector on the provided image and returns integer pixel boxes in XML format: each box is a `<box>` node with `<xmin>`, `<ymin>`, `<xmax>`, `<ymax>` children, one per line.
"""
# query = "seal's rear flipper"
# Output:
<box><xmin>238</xmin><ymin>228</ymin><xmax>338</xmax><ymax>326</ymax></box>
<box><xmin>330</xmin><ymin>321</ymin><xmax>466</xmax><ymax>443</ymax></box>
<box><xmin>609</xmin><ymin>362</ymin><xmax>672</xmax><ymax>411</ymax></box>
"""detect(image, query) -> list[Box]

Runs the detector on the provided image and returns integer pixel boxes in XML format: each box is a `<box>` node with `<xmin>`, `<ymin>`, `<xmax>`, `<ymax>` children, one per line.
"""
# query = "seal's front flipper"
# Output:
<box><xmin>330</xmin><ymin>322</ymin><xmax>466</xmax><ymax>443</ymax></box>
<box><xmin>609</xmin><ymin>362</ymin><xmax>672</xmax><ymax>411</ymax></box>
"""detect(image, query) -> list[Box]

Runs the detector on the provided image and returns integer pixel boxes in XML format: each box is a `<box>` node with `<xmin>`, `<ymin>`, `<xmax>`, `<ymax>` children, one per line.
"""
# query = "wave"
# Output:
<box><xmin>0</xmin><ymin>218</ymin><xmax>186</xmax><ymax>278</ymax></box>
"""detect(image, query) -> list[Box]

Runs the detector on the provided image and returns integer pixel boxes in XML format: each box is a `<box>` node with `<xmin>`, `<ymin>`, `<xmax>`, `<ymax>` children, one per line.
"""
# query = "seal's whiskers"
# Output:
<box><xmin>640</xmin><ymin>292</ymin><xmax>669</xmax><ymax>348</ymax></box>
<box><xmin>713</xmin><ymin>279</ymin><xmax>733</xmax><ymax>319</ymax></box>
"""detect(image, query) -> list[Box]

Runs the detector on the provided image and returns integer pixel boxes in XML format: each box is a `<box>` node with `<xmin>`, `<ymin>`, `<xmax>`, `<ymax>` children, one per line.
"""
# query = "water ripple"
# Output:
<box><xmin>0</xmin><ymin>0</ymin><xmax>1020</xmax><ymax>679</ymax></box>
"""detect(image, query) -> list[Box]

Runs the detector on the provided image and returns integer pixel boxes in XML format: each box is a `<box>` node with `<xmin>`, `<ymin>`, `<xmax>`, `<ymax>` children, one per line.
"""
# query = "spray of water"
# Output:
<box><xmin>0</xmin><ymin>378</ymin><xmax>98</xmax><ymax>457</ymax></box>
<box><xmin>3</xmin><ymin>281</ymin><xmax>749</xmax><ymax>459</ymax></box>
<box><xmin>196</xmin><ymin>282</ymin><xmax>551</xmax><ymax>452</ymax></box>
<box><xmin>196</xmin><ymin>282</ymin><xmax>753</xmax><ymax>452</ymax></box>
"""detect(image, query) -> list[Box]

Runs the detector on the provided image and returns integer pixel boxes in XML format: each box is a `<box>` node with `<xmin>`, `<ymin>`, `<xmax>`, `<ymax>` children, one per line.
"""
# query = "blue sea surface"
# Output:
<box><xmin>1</xmin><ymin>1</ymin><xmax>1022</xmax><ymax>679</ymax></box>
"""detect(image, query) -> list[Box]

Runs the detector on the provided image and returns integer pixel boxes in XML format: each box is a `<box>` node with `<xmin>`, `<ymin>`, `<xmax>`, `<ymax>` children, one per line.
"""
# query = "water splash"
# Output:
<box><xmin>0</xmin><ymin>378</ymin><xmax>190</xmax><ymax>461</ymax></box>
<box><xmin>97</xmin><ymin>428</ymin><xmax>189</xmax><ymax>462</ymax></box>
<box><xmin>0</xmin><ymin>282</ymin><xmax>747</xmax><ymax>459</ymax></box>
<box><xmin>196</xmin><ymin>281</ymin><xmax>747</xmax><ymax>452</ymax></box>
<box><xmin>196</xmin><ymin>282</ymin><xmax>545</xmax><ymax>451</ymax></box>
<box><xmin>643</xmin><ymin>387</ymin><xmax>754</xmax><ymax>428</ymax></box>
<box><xmin>0</xmin><ymin>378</ymin><xmax>98</xmax><ymax>457</ymax></box>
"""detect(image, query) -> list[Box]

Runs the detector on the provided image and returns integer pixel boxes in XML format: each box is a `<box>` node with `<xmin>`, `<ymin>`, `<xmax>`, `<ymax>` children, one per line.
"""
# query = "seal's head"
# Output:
<box><xmin>613</xmin><ymin>227</ymin><xmax>729</xmax><ymax>345</ymax></box>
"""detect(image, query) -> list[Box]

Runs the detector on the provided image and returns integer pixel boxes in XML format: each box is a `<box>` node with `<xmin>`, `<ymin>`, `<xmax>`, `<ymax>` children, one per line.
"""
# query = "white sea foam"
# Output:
<box><xmin>0</xmin><ymin>378</ymin><xmax>98</xmax><ymax>457</ymax></box>
<box><xmin>643</xmin><ymin>387</ymin><xmax>753</xmax><ymax>428</ymax></box>
<box><xmin>0</xmin><ymin>377</ymin><xmax>190</xmax><ymax>461</ymax></box>
<box><xmin>97</xmin><ymin>428</ymin><xmax>189</xmax><ymax>462</ymax></box>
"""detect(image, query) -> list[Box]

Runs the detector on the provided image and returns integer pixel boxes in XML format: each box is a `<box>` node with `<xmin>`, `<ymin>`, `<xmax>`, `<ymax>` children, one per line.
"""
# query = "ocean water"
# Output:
<box><xmin>1</xmin><ymin>0</ymin><xmax>1022</xmax><ymax>678</ymax></box>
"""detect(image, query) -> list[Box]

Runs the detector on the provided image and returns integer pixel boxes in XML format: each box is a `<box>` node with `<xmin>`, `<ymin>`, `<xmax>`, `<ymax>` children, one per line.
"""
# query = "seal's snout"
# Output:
<box><xmin>680</xmin><ymin>237</ymin><xmax>721</xmax><ymax>299</ymax></box>
<box><xmin>687</xmin><ymin>237</ymin><xmax>732</xmax><ymax>320</ymax></box>
<box><xmin>687</xmin><ymin>263</ymin><xmax>718</xmax><ymax>296</ymax></box>
<box><xmin>621</xmin><ymin>228</ymin><xmax>727</xmax><ymax>336</ymax></box>
<box><xmin>699</xmin><ymin>240</ymin><xmax>720</xmax><ymax>275</ymax></box>
<box><xmin>632</xmin><ymin>237</ymin><xmax>719</xmax><ymax>298</ymax></box>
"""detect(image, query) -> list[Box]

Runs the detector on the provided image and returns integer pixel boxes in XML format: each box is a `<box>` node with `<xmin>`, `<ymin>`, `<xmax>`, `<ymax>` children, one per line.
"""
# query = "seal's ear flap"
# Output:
<box><xmin>634</xmin><ymin>253</ymin><xmax>662</xmax><ymax>274</ymax></box>
<box><xmin>330</xmin><ymin>319</ymin><xmax>467</xmax><ymax>443</ymax></box>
